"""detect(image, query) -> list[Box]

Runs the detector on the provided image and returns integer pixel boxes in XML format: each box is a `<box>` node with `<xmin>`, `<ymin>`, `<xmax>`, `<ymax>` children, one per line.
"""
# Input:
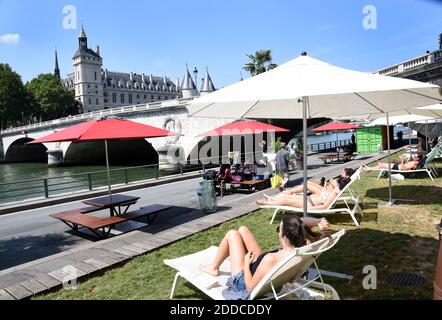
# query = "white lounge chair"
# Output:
<box><xmin>164</xmin><ymin>229</ymin><xmax>345</xmax><ymax>300</ymax></box>
<box><xmin>260</xmin><ymin>168</ymin><xmax>364</xmax><ymax>229</ymax></box>
<box><xmin>376</xmin><ymin>147</ymin><xmax>441</xmax><ymax>181</ymax></box>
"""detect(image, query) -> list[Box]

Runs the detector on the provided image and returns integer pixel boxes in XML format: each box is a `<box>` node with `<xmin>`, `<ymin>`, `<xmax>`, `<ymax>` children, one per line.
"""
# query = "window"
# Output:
<box><xmin>88</xmin><ymin>98</ymin><xmax>92</xmax><ymax>105</ymax></box>
<box><xmin>104</xmin><ymin>99</ymin><xmax>108</xmax><ymax>104</ymax></box>
<box><xmin>158</xmin><ymin>96</ymin><xmax>161</xmax><ymax>100</ymax></box>
<box><xmin>112</xmin><ymin>93</ymin><xmax>117</xmax><ymax>103</ymax></box>
<box><xmin>129</xmin><ymin>94</ymin><xmax>133</xmax><ymax>104</ymax></box>
<box><xmin>121</xmin><ymin>93</ymin><xmax>125</xmax><ymax>104</ymax></box>
<box><xmin>104</xmin><ymin>92</ymin><xmax>108</xmax><ymax>97</ymax></box>
<box><xmin>144</xmin><ymin>95</ymin><xmax>147</xmax><ymax>99</ymax></box>
<box><xmin>94</xmin><ymin>72</ymin><xmax>97</xmax><ymax>81</ymax></box>
<box><xmin>137</xmin><ymin>94</ymin><xmax>140</xmax><ymax>99</ymax></box>
<box><xmin>96</xmin><ymin>98</ymin><xmax>99</xmax><ymax>105</ymax></box>
<box><xmin>151</xmin><ymin>95</ymin><xmax>154</xmax><ymax>100</ymax></box>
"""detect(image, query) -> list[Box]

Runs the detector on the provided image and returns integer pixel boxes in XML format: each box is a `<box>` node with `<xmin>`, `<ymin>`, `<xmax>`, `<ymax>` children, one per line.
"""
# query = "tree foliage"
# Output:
<box><xmin>26</xmin><ymin>74</ymin><xmax>74</xmax><ymax>121</ymax></box>
<box><xmin>243</xmin><ymin>49</ymin><xmax>278</xmax><ymax>77</ymax></box>
<box><xmin>0</xmin><ymin>64</ymin><xmax>29</xmax><ymax>128</ymax></box>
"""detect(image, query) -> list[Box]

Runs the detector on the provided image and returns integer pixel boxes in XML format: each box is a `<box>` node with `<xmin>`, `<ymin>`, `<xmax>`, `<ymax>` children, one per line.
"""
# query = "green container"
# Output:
<box><xmin>356</xmin><ymin>127</ymin><xmax>383</xmax><ymax>154</ymax></box>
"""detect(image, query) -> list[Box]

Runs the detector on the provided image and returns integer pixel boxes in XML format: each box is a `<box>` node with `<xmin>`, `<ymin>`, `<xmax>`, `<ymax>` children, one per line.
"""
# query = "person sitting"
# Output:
<box><xmin>256</xmin><ymin>177</ymin><xmax>352</xmax><ymax>210</ymax></box>
<box><xmin>362</xmin><ymin>153</ymin><xmax>423</xmax><ymax>172</ymax></box>
<box><xmin>281</xmin><ymin>168</ymin><xmax>355</xmax><ymax>197</ymax></box>
<box><xmin>216</xmin><ymin>162</ymin><xmax>233</xmax><ymax>197</ymax></box>
<box><xmin>230</xmin><ymin>163</ymin><xmax>245</xmax><ymax>184</ymax></box>
<box><xmin>199</xmin><ymin>215</ymin><xmax>330</xmax><ymax>296</ymax></box>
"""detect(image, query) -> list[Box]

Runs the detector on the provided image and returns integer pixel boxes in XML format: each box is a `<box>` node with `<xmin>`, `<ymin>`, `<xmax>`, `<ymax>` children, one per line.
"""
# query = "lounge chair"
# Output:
<box><xmin>376</xmin><ymin>147</ymin><xmax>441</xmax><ymax>181</ymax></box>
<box><xmin>164</xmin><ymin>229</ymin><xmax>345</xmax><ymax>300</ymax></box>
<box><xmin>260</xmin><ymin>168</ymin><xmax>364</xmax><ymax>229</ymax></box>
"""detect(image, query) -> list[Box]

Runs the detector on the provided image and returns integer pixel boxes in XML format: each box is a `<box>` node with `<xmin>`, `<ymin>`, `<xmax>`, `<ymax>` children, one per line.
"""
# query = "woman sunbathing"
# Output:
<box><xmin>256</xmin><ymin>177</ymin><xmax>351</xmax><ymax>210</ymax></box>
<box><xmin>362</xmin><ymin>153</ymin><xmax>423</xmax><ymax>172</ymax></box>
<box><xmin>281</xmin><ymin>168</ymin><xmax>355</xmax><ymax>197</ymax></box>
<box><xmin>199</xmin><ymin>216</ymin><xmax>329</xmax><ymax>293</ymax></box>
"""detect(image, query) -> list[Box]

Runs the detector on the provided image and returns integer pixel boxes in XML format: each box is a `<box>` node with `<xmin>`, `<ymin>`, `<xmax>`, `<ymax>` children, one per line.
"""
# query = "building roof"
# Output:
<box><xmin>181</xmin><ymin>66</ymin><xmax>197</xmax><ymax>90</ymax></box>
<box><xmin>102</xmin><ymin>71</ymin><xmax>176</xmax><ymax>88</ymax></box>
<box><xmin>200</xmin><ymin>67</ymin><xmax>216</xmax><ymax>93</ymax></box>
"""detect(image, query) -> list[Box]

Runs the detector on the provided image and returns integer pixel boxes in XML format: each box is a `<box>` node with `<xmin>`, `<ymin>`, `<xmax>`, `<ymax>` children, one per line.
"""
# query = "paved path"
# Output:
<box><xmin>0</xmin><ymin>150</ymin><xmax>402</xmax><ymax>300</ymax></box>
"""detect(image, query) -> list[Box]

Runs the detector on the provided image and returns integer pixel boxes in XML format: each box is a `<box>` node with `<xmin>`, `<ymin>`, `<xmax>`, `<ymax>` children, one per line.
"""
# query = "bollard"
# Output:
<box><xmin>87</xmin><ymin>174</ymin><xmax>93</xmax><ymax>191</ymax></box>
<box><xmin>43</xmin><ymin>179</ymin><xmax>49</xmax><ymax>198</ymax></box>
<box><xmin>434</xmin><ymin>220</ymin><xmax>442</xmax><ymax>300</ymax></box>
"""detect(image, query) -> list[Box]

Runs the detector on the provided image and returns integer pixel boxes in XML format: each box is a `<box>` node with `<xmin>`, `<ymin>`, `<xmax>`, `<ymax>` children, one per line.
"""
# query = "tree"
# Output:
<box><xmin>0</xmin><ymin>64</ymin><xmax>29</xmax><ymax>129</ymax></box>
<box><xmin>243</xmin><ymin>49</ymin><xmax>278</xmax><ymax>77</ymax></box>
<box><xmin>26</xmin><ymin>74</ymin><xmax>74</xmax><ymax>121</ymax></box>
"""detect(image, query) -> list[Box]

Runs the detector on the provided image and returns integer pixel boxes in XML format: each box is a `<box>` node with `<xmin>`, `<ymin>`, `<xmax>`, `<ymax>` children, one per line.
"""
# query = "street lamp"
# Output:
<box><xmin>193</xmin><ymin>67</ymin><xmax>198</xmax><ymax>92</ymax></box>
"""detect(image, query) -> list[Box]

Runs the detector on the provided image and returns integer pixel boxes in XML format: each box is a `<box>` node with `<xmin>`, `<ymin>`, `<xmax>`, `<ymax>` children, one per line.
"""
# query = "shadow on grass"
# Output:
<box><xmin>365</xmin><ymin>186</ymin><xmax>442</xmax><ymax>205</ymax></box>
<box><xmin>318</xmin><ymin>227</ymin><xmax>439</xmax><ymax>300</ymax></box>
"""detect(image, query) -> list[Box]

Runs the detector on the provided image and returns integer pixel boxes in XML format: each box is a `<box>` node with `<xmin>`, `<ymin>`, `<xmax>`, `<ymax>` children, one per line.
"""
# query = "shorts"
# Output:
<box><xmin>232</xmin><ymin>272</ymin><xmax>246</xmax><ymax>292</ymax></box>
<box><xmin>392</xmin><ymin>164</ymin><xmax>400</xmax><ymax>171</ymax></box>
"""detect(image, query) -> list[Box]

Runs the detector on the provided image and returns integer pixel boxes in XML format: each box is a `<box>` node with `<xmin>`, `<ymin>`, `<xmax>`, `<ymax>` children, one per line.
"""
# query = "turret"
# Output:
<box><xmin>181</xmin><ymin>64</ymin><xmax>198</xmax><ymax>98</ymax></box>
<box><xmin>200</xmin><ymin>67</ymin><xmax>216</xmax><ymax>96</ymax></box>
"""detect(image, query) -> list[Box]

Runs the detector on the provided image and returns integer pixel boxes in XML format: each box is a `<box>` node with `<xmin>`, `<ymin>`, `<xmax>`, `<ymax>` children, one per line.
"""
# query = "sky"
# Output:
<box><xmin>0</xmin><ymin>0</ymin><xmax>441</xmax><ymax>88</ymax></box>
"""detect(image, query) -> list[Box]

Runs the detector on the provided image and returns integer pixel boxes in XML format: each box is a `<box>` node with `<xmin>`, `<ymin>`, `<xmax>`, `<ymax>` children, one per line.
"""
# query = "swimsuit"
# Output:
<box><xmin>250</xmin><ymin>250</ymin><xmax>279</xmax><ymax>275</ymax></box>
<box><xmin>319</xmin><ymin>191</ymin><xmax>331</xmax><ymax>204</ymax></box>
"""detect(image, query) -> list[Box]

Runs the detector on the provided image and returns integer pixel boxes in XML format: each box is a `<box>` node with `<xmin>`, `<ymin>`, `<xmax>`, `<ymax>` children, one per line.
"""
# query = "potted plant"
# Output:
<box><xmin>294</xmin><ymin>139</ymin><xmax>304</xmax><ymax>170</ymax></box>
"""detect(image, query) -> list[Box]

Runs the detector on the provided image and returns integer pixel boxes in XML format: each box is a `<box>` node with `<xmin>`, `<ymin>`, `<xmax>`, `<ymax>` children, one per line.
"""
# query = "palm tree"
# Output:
<box><xmin>243</xmin><ymin>50</ymin><xmax>278</xmax><ymax>77</ymax></box>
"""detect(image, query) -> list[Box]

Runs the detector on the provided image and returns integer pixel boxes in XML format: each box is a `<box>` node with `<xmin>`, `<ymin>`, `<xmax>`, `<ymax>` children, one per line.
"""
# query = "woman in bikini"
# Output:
<box><xmin>362</xmin><ymin>153</ymin><xmax>423</xmax><ymax>172</ymax></box>
<box><xmin>256</xmin><ymin>177</ymin><xmax>351</xmax><ymax>211</ymax></box>
<box><xmin>199</xmin><ymin>215</ymin><xmax>329</xmax><ymax>293</ymax></box>
<box><xmin>281</xmin><ymin>168</ymin><xmax>355</xmax><ymax>197</ymax></box>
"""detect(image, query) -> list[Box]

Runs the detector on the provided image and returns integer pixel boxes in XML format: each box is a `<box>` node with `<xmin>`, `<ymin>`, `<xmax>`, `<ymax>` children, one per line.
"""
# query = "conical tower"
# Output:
<box><xmin>181</xmin><ymin>64</ymin><xmax>198</xmax><ymax>98</ymax></box>
<box><xmin>200</xmin><ymin>67</ymin><xmax>216</xmax><ymax>96</ymax></box>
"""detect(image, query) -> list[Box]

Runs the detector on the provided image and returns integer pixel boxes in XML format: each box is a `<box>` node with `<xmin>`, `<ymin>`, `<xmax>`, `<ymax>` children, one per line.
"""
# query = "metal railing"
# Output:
<box><xmin>0</xmin><ymin>152</ymin><xmax>247</xmax><ymax>205</ymax></box>
<box><xmin>0</xmin><ymin>139</ymin><xmax>352</xmax><ymax>205</ymax></box>
<box><xmin>307</xmin><ymin>139</ymin><xmax>352</xmax><ymax>153</ymax></box>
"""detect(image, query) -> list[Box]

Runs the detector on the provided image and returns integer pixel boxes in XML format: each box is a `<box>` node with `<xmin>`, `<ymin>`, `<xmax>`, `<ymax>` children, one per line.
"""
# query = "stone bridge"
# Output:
<box><xmin>0</xmin><ymin>100</ymin><xmax>233</xmax><ymax>170</ymax></box>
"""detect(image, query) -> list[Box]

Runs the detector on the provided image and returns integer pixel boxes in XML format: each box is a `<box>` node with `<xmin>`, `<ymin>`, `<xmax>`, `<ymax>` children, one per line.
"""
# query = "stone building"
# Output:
<box><xmin>60</xmin><ymin>26</ymin><xmax>216</xmax><ymax>113</ymax></box>
<box><xmin>375</xmin><ymin>33</ymin><xmax>442</xmax><ymax>86</ymax></box>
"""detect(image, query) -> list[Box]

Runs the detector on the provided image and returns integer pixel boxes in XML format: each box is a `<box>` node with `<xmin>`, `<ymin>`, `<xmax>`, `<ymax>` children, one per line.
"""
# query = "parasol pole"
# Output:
<box><xmin>386</xmin><ymin>113</ymin><xmax>393</xmax><ymax>207</ymax></box>
<box><xmin>409</xmin><ymin>121</ymin><xmax>412</xmax><ymax>159</ymax></box>
<box><xmin>302</xmin><ymin>97</ymin><xmax>309</xmax><ymax>218</ymax></box>
<box><xmin>104</xmin><ymin>139</ymin><xmax>112</xmax><ymax>200</ymax></box>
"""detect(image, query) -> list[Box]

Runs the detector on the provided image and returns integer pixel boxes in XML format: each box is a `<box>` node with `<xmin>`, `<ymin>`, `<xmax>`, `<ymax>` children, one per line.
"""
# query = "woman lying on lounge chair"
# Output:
<box><xmin>199</xmin><ymin>216</ymin><xmax>329</xmax><ymax>293</ymax></box>
<box><xmin>256</xmin><ymin>177</ymin><xmax>351</xmax><ymax>211</ymax></box>
<box><xmin>281</xmin><ymin>168</ymin><xmax>355</xmax><ymax>197</ymax></box>
<box><xmin>362</xmin><ymin>153</ymin><xmax>423</xmax><ymax>172</ymax></box>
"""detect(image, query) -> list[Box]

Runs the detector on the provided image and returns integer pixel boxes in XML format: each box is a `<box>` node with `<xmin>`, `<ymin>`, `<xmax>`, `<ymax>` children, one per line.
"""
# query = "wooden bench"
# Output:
<box><xmin>51</xmin><ymin>204</ymin><xmax>171</xmax><ymax>239</ymax></box>
<box><xmin>228</xmin><ymin>180</ymin><xmax>267</xmax><ymax>193</ymax></box>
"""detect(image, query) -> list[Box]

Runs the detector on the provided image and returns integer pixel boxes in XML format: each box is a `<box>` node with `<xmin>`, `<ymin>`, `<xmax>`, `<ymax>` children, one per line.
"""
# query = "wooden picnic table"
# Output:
<box><xmin>83</xmin><ymin>194</ymin><xmax>140</xmax><ymax>217</ymax></box>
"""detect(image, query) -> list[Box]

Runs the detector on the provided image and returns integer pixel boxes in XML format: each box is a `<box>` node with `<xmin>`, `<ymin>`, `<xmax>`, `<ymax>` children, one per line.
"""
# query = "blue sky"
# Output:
<box><xmin>0</xmin><ymin>0</ymin><xmax>441</xmax><ymax>88</ymax></box>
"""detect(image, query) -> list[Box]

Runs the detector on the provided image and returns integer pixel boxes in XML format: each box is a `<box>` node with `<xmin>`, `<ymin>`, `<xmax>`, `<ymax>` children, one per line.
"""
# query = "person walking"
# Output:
<box><xmin>275</xmin><ymin>143</ymin><xmax>290</xmax><ymax>191</ymax></box>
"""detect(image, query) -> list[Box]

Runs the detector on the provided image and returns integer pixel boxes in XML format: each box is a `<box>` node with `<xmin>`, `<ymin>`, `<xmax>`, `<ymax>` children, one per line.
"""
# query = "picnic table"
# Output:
<box><xmin>319</xmin><ymin>152</ymin><xmax>356</xmax><ymax>164</ymax></box>
<box><xmin>50</xmin><ymin>194</ymin><xmax>171</xmax><ymax>239</ymax></box>
<box><xmin>83</xmin><ymin>194</ymin><xmax>140</xmax><ymax>217</ymax></box>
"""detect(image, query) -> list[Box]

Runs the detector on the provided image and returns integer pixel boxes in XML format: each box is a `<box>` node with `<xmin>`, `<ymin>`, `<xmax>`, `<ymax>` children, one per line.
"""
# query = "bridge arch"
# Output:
<box><xmin>64</xmin><ymin>139</ymin><xmax>159</xmax><ymax>166</ymax></box>
<box><xmin>4</xmin><ymin>138</ymin><xmax>48</xmax><ymax>163</ymax></box>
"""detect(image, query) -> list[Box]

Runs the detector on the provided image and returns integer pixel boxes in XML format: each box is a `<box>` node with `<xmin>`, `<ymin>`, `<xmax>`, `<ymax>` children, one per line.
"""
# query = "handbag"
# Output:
<box><xmin>271</xmin><ymin>175</ymin><xmax>282</xmax><ymax>189</ymax></box>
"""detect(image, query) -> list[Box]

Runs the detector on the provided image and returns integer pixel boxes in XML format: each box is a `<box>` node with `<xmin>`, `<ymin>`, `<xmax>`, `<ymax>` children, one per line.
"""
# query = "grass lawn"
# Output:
<box><xmin>36</xmin><ymin>154</ymin><xmax>442</xmax><ymax>300</ymax></box>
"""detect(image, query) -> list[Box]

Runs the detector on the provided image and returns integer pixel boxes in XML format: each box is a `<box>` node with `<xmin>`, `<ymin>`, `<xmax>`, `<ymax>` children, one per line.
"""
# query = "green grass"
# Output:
<box><xmin>36</xmin><ymin>155</ymin><xmax>442</xmax><ymax>300</ymax></box>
